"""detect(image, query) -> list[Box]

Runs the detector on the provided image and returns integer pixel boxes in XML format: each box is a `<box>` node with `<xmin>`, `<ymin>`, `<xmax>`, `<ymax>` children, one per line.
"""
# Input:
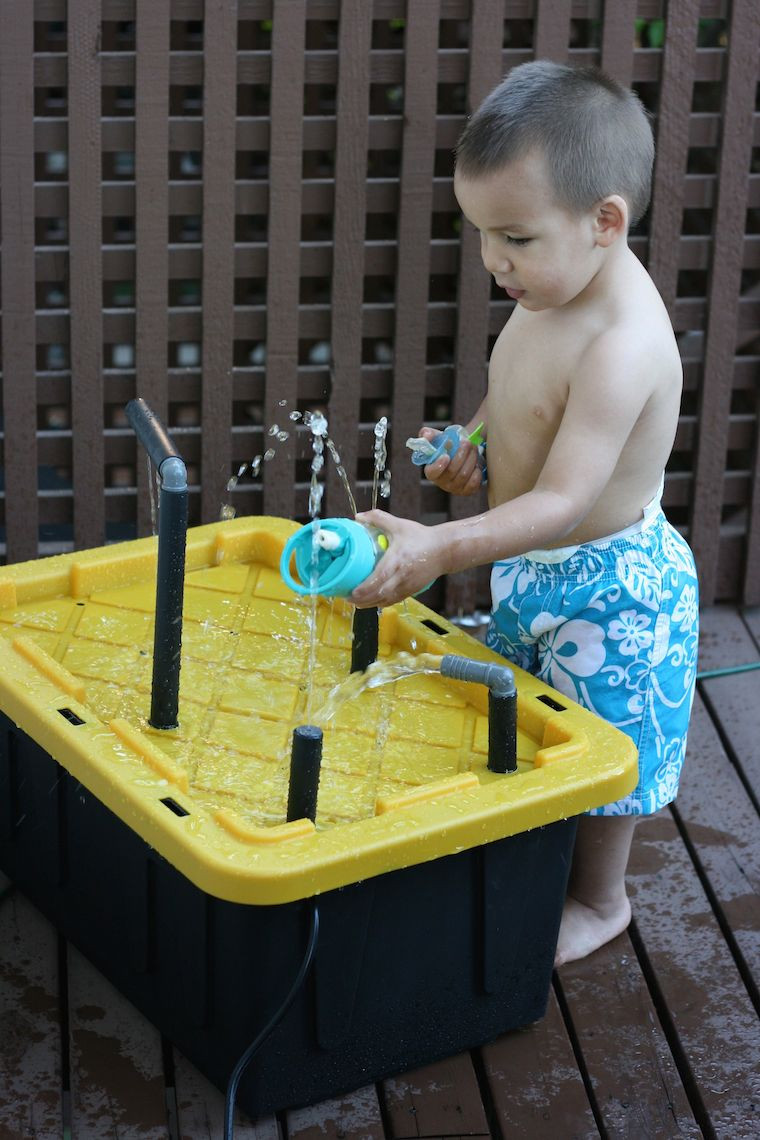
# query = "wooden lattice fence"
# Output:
<box><xmin>0</xmin><ymin>0</ymin><xmax>759</xmax><ymax>611</ymax></box>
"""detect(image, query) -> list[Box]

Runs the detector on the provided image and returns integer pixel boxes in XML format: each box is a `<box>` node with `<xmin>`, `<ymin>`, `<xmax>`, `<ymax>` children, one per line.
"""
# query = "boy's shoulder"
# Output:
<box><xmin>569</xmin><ymin>257</ymin><xmax>679</xmax><ymax>383</ymax></box>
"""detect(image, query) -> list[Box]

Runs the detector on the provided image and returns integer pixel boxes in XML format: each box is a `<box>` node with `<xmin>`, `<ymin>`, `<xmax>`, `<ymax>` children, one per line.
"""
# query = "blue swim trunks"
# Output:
<box><xmin>486</xmin><ymin>508</ymin><xmax>698</xmax><ymax>815</ymax></box>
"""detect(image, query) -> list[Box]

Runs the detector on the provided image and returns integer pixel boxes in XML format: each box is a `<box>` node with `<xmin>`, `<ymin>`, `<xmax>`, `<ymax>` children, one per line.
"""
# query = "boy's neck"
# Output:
<box><xmin>565</xmin><ymin>237</ymin><xmax>632</xmax><ymax>313</ymax></box>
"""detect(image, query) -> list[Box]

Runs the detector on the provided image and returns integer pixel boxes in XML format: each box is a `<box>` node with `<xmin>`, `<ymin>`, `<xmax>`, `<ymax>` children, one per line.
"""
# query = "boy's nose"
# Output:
<box><xmin>480</xmin><ymin>236</ymin><xmax>512</xmax><ymax>275</ymax></box>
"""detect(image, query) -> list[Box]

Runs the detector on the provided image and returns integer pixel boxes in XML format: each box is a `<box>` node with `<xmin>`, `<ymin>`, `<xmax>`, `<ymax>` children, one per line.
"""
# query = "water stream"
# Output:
<box><xmin>211</xmin><ymin>401</ymin><xmax>403</xmax><ymax>752</ymax></box>
<box><xmin>310</xmin><ymin>651</ymin><xmax>444</xmax><ymax>727</ymax></box>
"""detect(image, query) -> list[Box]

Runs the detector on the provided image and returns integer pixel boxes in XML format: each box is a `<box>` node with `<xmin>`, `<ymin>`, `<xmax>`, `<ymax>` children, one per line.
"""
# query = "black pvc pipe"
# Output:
<box><xmin>351</xmin><ymin>606</ymin><xmax>379</xmax><ymax>673</ymax></box>
<box><xmin>126</xmin><ymin>397</ymin><xmax>182</xmax><ymax>469</ymax></box>
<box><xmin>439</xmin><ymin>654</ymin><xmax>517</xmax><ymax>774</ymax></box>
<box><xmin>126</xmin><ymin>398</ymin><xmax>188</xmax><ymax>730</ymax></box>
<box><xmin>488</xmin><ymin>691</ymin><xmax>518</xmax><ymax>774</ymax></box>
<box><xmin>287</xmin><ymin>725</ymin><xmax>323</xmax><ymax>823</ymax></box>
<box><xmin>150</xmin><ymin>481</ymin><xmax>188</xmax><ymax>729</ymax></box>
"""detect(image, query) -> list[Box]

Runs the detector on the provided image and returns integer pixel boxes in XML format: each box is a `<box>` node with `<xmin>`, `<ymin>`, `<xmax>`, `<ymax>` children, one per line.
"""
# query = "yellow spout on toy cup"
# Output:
<box><xmin>280</xmin><ymin>518</ymin><xmax>386</xmax><ymax>597</ymax></box>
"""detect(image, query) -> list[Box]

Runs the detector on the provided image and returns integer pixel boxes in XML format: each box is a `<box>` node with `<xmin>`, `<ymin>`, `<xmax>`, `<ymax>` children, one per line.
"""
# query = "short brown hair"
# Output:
<box><xmin>456</xmin><ymin>61</ymin><xmax>654</xmax><ymax>227</ymax></box>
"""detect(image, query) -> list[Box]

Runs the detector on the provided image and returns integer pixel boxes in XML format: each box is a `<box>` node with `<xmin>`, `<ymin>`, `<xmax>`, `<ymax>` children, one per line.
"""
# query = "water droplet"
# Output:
<box><xmin>263</xmin><ymin>448</ymin><xmax>276</xmax><ymax>461</ymax></box>
<box><xmin>304</xmin><ymin>410</ymin><xmax>328</xmax><ymax>437</ymax></box>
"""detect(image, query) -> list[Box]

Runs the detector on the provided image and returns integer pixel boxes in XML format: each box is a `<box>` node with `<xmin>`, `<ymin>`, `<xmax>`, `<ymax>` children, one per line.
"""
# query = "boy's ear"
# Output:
<box><xmin>593</xmin><ymin>195</ymin><xmax>628</xmax><ymax>246</ymax></box>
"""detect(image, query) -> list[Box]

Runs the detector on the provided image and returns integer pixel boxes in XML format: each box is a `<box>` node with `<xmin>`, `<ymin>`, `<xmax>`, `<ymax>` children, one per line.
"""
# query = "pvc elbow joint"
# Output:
<box><xmin>439</xmin><ymin>654</ymin><xmax>516</xmax><ymax>698</ymax></box>
<box><xmin>158</xmin><ymin>455</ymin><xmax>188</xmax><ymax>492</ymax></box>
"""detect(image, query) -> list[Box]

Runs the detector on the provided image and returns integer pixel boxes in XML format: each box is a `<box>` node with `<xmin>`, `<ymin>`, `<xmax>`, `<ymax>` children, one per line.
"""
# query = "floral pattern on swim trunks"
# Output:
<box><xmin>486</xmin><ymin>513</ymin><xmax>699</xmax><ymax>815</ymax></box>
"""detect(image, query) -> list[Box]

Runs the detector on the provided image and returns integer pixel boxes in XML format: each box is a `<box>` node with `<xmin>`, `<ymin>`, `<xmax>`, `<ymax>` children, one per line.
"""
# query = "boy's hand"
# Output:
<box><xmin>418</xmin><ymin>427</ymin><xmax>483</xmax><ymax>496</ymax></box>
<box><xmin>351</xmin><ymin>509</ymin><xmax>445</xmax><ymax>609</ymax></box>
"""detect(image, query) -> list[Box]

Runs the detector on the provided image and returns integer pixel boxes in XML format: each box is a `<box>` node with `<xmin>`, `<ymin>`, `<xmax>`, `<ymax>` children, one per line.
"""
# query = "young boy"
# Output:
<box><xmin>351</xmin><ymin>61</ymin><xmax>699</xmax><ymax>966</ymax></box>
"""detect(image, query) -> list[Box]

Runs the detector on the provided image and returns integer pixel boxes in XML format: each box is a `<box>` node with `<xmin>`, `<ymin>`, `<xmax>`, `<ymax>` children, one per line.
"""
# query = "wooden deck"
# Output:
<box><xmin>1</xmin><ymin>604</ymin><xmax>759</xmax><ymax>1139</ymax></box>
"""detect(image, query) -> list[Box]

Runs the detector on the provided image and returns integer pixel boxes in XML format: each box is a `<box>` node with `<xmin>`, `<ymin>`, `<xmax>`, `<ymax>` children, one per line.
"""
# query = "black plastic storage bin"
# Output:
<box><xmin>0</xmin><ymin>712</ymin><xmax>577</xmax><ymax>1116</ymax></box>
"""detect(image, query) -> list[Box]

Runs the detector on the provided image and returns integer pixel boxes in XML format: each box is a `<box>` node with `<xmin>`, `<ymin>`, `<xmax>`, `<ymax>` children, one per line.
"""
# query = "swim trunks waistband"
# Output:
<box><xmin>523</xmin><ymin>474</ymin><xmax>665</xmax><ymax>565</ymax></box>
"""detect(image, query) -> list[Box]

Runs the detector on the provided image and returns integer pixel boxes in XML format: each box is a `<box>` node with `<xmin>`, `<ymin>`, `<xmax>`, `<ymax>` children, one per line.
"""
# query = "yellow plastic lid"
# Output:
<box><xmin>0</xmin><ymin>517</ymin><xmax>637</xmax><ymax>904</ymax></box>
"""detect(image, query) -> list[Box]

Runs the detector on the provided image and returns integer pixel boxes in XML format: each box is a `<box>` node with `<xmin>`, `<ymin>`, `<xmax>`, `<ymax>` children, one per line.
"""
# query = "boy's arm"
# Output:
<box><xmin>352</xmin><ymin>337</ymin><xmax>656</xmax><ymax>607</ymax></box>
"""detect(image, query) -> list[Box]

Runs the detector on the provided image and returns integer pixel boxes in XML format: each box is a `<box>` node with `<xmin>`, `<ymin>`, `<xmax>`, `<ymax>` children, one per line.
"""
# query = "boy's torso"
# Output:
<box><xmin>486</xmin><ymin>252</ymin><xmax>683</xmax><ymax>547</ymax></box>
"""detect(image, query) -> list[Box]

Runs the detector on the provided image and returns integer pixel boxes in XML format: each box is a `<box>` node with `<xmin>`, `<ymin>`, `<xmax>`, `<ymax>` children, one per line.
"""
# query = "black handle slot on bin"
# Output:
<box><xmin>126</xmin><ymin>398</ymin><xmax>188</xmax><ymax>731</ymax></box>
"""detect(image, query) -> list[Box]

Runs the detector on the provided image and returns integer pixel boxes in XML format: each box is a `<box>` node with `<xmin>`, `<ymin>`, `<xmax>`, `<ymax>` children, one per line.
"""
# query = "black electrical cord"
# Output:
<box><xmin>223</xmin><ymin>898</ymin><xmax>320</xmax><ymax>1140</ymax></box>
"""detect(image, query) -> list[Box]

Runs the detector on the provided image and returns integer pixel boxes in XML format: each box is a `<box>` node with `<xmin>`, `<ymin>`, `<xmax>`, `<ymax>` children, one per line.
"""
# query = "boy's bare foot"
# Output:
<box><xmin>554</xmin><ymin>892</ymin><xmax>631</xmax><ymax>967</ymax></box>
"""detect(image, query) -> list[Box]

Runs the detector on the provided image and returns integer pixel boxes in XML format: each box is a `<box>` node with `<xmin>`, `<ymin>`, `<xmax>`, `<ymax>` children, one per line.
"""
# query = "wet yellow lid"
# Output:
<box><xmin>0</xmin><ymin>517</ymin><xmax>637</xmax><ymax>904</ymax></box>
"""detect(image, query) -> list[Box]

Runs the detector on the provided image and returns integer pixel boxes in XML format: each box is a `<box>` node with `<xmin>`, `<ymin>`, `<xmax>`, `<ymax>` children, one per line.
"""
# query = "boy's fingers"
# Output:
<box><xmin>355</xmin><ymin>508</ymin><xmax>392</xmax><ymax>532</ymax></box>
<box><xmin>423</xmin><ymin>453</ymin><xmax>451</xmax><ymax>481</ymax></box>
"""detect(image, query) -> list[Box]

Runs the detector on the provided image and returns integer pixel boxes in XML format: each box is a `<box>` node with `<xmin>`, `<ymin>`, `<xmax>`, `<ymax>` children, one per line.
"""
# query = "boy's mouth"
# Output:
<box><xmin>504</xmin><ymin>286</ymin><xmax>525</xmax><ymax>300</ymax></box>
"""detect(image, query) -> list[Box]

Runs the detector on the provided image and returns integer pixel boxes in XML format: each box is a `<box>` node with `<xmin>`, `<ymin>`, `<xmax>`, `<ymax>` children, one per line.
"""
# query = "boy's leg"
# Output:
<box><xmin>554</xmin><ymin>814</ymin><xmax>637</xmax><ymax>967</ymax></box>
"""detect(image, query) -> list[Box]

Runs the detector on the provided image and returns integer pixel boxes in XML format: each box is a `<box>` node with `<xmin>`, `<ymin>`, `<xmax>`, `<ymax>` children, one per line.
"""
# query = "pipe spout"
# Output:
<box><xmin>439</xmin><ymin>655</ymin><xmax>516</xmax><ymax>699</ymax></box>
<box><xmin>439</xmin><ymin>654</ymin><xmax>517</xmax><ymax>774</ymax></box>
<box><xmin>351</xmin><ymin>606</ymin><xmax>379</xmax><ymax>673</ymax></box>
<box><xmin>287</xmin><ymin>725</ymin><xmax>323</xmax><ymax>823</ymax></box>
<box><xmin>126</xmin><ymin>399</ymin><xmax>188</xmax><ymax>731</ymax></box>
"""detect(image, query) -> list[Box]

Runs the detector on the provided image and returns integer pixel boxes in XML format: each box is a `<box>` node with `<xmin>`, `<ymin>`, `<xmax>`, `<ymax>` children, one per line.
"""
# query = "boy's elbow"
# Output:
<box><xmin>536</xmin><ymin>487</ymin><xmax>589</xmax><ymax>538</ymax></box>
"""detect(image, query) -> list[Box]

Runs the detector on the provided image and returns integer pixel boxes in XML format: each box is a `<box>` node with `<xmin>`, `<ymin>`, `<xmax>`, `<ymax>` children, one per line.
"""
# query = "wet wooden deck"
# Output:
<box><xmin>2</xmin><ymin>604</ymin><xmax>759</xmax><ymax>1139</ymax></box>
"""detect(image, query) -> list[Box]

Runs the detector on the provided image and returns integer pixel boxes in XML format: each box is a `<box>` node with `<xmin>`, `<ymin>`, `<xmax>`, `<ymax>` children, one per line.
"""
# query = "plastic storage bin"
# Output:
<box><xmin>0</xmin><ymin>517</ymin><xmax>637</xmax><ymax>1117</ymax></box>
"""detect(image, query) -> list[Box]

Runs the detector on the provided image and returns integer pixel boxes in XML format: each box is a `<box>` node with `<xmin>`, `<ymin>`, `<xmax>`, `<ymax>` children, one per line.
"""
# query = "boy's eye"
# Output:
<box><xmin>502</xmin><ymin>234</ymin><xmax>530</xmax><ymax>247</ymax></box>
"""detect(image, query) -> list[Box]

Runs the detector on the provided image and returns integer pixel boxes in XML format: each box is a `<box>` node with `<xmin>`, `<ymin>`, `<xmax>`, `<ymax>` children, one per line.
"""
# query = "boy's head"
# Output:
<box><xmin>456</xmin><ymin>61</ymin><xmax>654</xmax><ymax>228</ymax></box>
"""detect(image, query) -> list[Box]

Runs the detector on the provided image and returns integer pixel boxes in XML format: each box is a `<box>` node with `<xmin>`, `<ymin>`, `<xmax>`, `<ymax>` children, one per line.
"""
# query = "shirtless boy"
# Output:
<box><xmin>352</xmin><ymin>61</ymin><xmax>699</xmax><ymax>966</ymax></box>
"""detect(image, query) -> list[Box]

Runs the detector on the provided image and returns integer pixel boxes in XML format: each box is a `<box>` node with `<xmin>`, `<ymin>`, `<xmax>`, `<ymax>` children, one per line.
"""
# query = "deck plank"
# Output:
<box><xmin>628</xmin><ymin>811</ymin><xmax>760</xmax><ymax>1138</ymax></box>
<box><xmin>67</xmin><ymin>945</ymin><xmax>167</xmax><ymax>1137</ymax></box>
<box><xmin>380</xmin><ymin>1051</ymin><xmax>490</xmax><ymax>1137</ymax></box>
<box><xmin>285</xmin><ymin>1085</ymin><xmax>386</xmax><ymax>1139</ymax></box>
<box><xmin>556</xmin><ymin>930</ymin><xmax>700</xmax><ymax>1137</ymax></box>
<box><xmin>673</xmin><ymin>692</ymin><xmax>760</xmax><ymax>980</ymax></box>
<box><xmin>0</xmin><ymin>881</ymin><xmax>62</xmax><ymax>1140</ymax></box>
<box><xmin>478</xmin><ymin>989</ymin><xmax>598</xmax><ymax>1138</ymax></box>
<box><xmin>698</xmin><ymin>606</ymin><xmax>760</xmax><ymax>792</ymax></box>
<box><xmin>742</xmin><ymin>606</ymin><xmax>760</xmax><ymax>651</ymax></box>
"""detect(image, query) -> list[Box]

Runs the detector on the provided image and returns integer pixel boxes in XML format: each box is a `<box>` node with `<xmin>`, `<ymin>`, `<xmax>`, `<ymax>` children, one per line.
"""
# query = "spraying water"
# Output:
<box><xmin>311</xmin><ymin>651</ymin><xmax>444</xmax><ymax>727</ymax></box>
<box><xmin>372</xmin><ymin>417</ymin><xmax>390</xmax><ymax>509</ymax></box>
<box><xmin>324</xmin><ymin>437</ymin><xmax>358</xmax><ymax>517</ymax></box>
<box><xmin>147</xmin><ymin>456</ymin><xmax>159</xmax><ymax>535</ymax></box>
<box><xmin>303</xmin><ymin>410</ymin><xmax>328</xmax><ymax>519</ymax></box>
<box><xmin>303</xmin><ymin>410</ymin><xmax>329</xmax><ymax>716</ymax></box>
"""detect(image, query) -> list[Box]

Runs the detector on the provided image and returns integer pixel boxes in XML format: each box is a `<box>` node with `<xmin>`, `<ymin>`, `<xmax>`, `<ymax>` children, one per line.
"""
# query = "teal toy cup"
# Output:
<box><xmin>280</xmin><ymin>518</ymin><xmax>388</xmax><ymax>597</ymax></box>
<box><xmin>407</xmin><ymin>422</ymin><xmax>484</xmax><ymax>467</ymax></box>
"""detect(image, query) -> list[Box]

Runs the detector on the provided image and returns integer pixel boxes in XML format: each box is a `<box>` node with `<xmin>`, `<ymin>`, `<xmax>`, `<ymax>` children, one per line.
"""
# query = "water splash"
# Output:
<box><xmin>147</xmin><ymin>456</ymin><xmax>159</xmax><ymax>535</ymax></box>
<box><xmin>310</xmin><ymin>651</ymin><xmax>444</xmax><ymax>726</ymax></box>
<box><xmin>325</xmin><ymin>437</ymin><xmax>357</xmax><ymax>517</ymax></box>
<box><xmin>304</xmin><ymin>411</ymin><xmax>328</xmax><ymax>519</ymax></box>
<box><xmin>372</xmin><ymin>416</ymin><xmax>389</xmax><ymax>509</ymax></box>
<box><xmin>226</xmin><ymin>462</ymin><xmax>248</xmax><ymax>493</ymax></box>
